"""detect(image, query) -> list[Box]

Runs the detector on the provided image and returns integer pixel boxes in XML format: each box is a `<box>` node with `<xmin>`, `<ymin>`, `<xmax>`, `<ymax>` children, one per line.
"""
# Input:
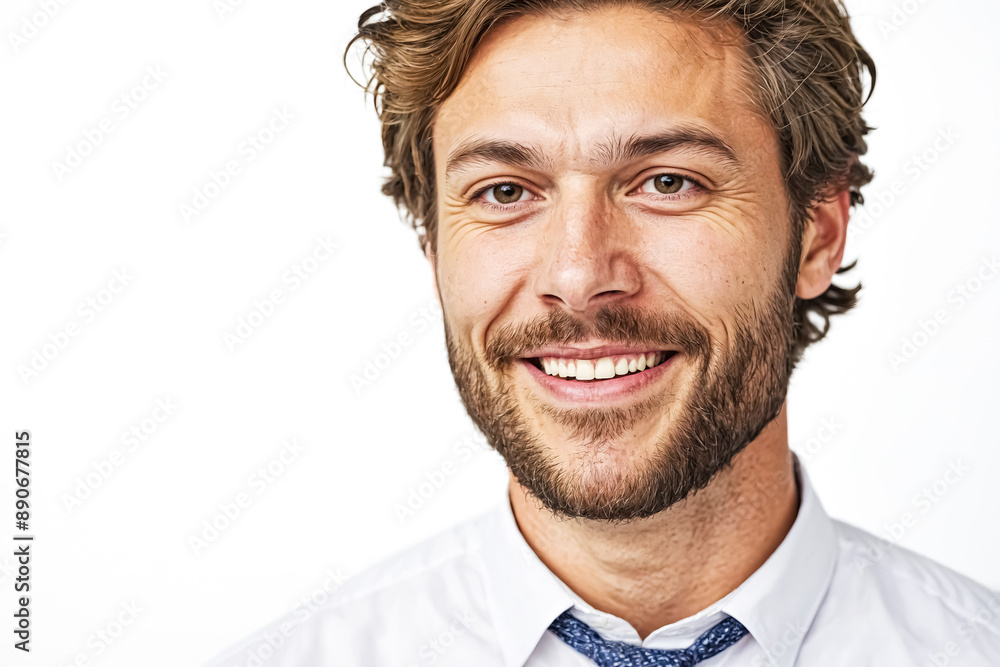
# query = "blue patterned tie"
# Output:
<box><xmin>548</xmin><ymin>609</ymin><xmax>749</xmax><ymax>666</ymax></box>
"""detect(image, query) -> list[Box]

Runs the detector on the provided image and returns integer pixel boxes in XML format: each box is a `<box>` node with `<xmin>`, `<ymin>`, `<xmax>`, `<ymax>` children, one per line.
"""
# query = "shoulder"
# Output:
<box><xmin>832</xmin><ymin>518</ymin><xmax>999</xmax><ymax>620</ymax></box>
<box><xmin>807</xmin><ymin>518</ymin><xmax>1000</xmax><ymax>663</ymax></box>
<box><xmin>341</xmin><ymin>511</ymin><xmax>488</xmax><ymax>598</ymax></box>
<box><xmin>203</xmin><ymin>511</ymin><xmax>498</xmax><ymax>667</ymax></box>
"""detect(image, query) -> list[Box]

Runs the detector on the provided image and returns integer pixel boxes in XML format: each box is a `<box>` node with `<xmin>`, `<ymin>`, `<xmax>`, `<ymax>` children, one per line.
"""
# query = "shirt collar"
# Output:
<box><xmin>477</xmin><ymin>453</ymin><xmax>838</xmax><ymax>667</ymax></box>
<box><xmin>478</xmin><ymin>495</ymin><xmax>576</xmax><ymax>667</ymax></box>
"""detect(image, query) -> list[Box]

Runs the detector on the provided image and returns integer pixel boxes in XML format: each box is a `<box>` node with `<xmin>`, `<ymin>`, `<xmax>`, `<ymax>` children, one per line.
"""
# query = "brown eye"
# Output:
<box><xmin>636</xmin><ymin>172</ymin><xmax>698</xmax><ymax>198</ymax></box>
<box><xmin>486</xmin><ymin>183</ymin><xmax>525</xmax><ymax>205</ymax></box>
<box><xmin>652</xmin><ymin>174</ymin><xmax>683</xmax><ymax>194</ymax></box>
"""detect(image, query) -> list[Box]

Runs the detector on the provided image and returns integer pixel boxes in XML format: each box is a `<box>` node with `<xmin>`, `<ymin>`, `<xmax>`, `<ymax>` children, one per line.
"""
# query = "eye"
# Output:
<box><xmin>636</xmin><ymin>173</ymin><xmax>699</xmax><ymax>196</ymax></box>
<box><xmin>477</xmin><ymin>182</ymin><xmax>532</xmax><ymax>206</ymax></box>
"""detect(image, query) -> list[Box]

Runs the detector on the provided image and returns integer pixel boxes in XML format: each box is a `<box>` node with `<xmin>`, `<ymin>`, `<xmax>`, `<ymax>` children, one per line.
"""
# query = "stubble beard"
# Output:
<box><xmin>440</xmin><ymin>241</ymin><xmax>800</xmax><ymax>523</ymax></box>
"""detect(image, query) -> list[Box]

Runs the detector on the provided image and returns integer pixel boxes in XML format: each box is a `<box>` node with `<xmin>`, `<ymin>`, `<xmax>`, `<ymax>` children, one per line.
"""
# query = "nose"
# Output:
<box><xmin>532</xmin><ymin>187</ymin><xmax>642</xmax><ymax>314</ymax></box>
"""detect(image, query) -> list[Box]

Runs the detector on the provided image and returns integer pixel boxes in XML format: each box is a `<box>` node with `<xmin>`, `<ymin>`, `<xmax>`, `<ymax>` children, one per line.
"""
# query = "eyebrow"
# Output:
<box><xmin>443</xmin><ymin>127</ymin><xmax>742</xmax><ymax>188</ymax></box>
<box><xmin>444</xmin><ymin>138</ymin><xmax>554</xmax><ymax>188</ymax></box>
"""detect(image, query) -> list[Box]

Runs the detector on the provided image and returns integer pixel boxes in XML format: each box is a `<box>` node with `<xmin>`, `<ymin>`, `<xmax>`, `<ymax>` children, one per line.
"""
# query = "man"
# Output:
<box><xmin>208</xmin><ymin>1</ymin><xmax>1000</xmax><ymax>665</ymax></box>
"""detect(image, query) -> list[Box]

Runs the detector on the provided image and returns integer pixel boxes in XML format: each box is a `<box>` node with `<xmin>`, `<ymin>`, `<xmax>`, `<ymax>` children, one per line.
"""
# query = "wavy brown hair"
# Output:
<box><xmin>345</xmin><ymin>0</ymin><xmax>875</xmax><ymax>367</ymax></box>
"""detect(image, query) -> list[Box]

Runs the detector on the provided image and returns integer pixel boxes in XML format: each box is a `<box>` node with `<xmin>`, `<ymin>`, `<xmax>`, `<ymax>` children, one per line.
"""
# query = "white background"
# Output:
<box><xmin>0</xmin><ymin>0</ymin><xmax>997</xmax><ymax>664</ymax></box>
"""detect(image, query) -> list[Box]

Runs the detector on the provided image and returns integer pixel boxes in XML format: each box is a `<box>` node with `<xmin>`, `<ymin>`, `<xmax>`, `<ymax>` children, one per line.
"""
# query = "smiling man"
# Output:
<box><xmin>206</xmin><ymin>1</ymin><xmax>1000</xmax><ymax>666</ymax></box>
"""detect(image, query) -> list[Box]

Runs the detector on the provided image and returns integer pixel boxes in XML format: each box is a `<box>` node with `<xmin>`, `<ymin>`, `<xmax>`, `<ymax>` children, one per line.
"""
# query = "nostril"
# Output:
<box><xmin>540</xmin><ymin>289</ymin><xmax>631</xmax><ymax>311</ymax></box>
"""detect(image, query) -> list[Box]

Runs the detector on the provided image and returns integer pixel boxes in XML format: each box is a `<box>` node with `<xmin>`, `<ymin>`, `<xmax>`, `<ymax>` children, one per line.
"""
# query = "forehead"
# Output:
<box><xmin>434</xmin><ymin>5</ymin><xmax>771</xmax><ymax>170</ymax></box>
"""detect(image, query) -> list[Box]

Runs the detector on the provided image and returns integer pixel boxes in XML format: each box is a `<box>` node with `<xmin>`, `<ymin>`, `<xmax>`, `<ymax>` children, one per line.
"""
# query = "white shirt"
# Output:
<box><xmin>206</xmin><ymin>457</ymin><xmax>1000</xmax><ymax>666</ymax></box>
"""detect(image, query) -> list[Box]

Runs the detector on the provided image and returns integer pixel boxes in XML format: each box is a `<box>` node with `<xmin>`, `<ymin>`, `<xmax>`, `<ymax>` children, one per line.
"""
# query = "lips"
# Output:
<box><xmin>527</xmin><ymin>351</ymin><xmax>673</xmax><ymax>381</ymax></box>
<box><xmin>519</xmin><ymin>348</ymin><xmax>679</xmax><ymax>402</ymax></box>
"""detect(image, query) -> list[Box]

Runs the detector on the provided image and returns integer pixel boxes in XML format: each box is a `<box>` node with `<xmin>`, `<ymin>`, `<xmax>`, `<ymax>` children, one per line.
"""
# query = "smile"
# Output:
<box><xmin>518</xmin><ymin>348</ymin><xmax>680</xmax><ymax>403</ymax></box>
<box><xmin>527</xmin><ymin>351</ymin><xmax>673</xmax><ymax>381</ymax></box>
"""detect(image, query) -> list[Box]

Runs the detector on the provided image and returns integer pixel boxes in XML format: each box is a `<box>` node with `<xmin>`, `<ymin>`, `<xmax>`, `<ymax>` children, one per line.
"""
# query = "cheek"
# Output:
<box><xmin>437</xmin><ymin>227</ymin><xmax>535</xmax><ymax>333</ymax></box>
<box><xmin>638</xmin><ymin>213</ymin><xmax>781</xmax><ymax>318</ymax></box>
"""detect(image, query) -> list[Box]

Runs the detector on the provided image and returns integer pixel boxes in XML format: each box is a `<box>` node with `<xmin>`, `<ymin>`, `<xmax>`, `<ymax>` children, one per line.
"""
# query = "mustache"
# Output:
<box><xmin>484</xmin><ymin>305</ymin><xmax>712</xmax><ymax>369</ymax></box>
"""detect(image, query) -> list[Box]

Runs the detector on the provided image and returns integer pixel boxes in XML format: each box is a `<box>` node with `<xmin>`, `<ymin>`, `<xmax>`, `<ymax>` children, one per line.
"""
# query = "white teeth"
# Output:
<box><xmin>575</xmin><ymin>359</ymin><xmax>595</xmax><ymax>380</ymax></box>
<box><xmin>594</xmin><ymin>357</ymin><xmax>615</xmax><ymax>379</ymax></box>
<box><xmin>537</xmin><ymin>352</ymin><xmax>670</xmax><ymax>381</ymax></box>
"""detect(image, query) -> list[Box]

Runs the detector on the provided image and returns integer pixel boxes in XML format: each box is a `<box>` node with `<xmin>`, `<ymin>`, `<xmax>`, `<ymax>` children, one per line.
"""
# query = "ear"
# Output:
<box><xmin>796</xmin><ymin>188</ymin><xmax>851</xmax><ymax>300</ymax></box>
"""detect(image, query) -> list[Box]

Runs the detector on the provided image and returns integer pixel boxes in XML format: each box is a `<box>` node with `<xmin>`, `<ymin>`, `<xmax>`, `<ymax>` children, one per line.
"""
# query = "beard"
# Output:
<box><xmin>440</xmin><ymin>238</ymin><xmax>801</xmax><ymax>523</ymax></box>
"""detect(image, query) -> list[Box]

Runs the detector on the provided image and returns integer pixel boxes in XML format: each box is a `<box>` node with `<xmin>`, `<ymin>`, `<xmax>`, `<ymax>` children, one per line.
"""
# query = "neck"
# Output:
<box><xmin>507</xmin><ymin>403</ymin><xmax>799</xmax><ymax>640</ymax></box>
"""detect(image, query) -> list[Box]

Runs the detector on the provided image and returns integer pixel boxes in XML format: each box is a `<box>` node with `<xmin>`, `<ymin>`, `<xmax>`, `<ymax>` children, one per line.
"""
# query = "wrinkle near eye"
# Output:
<box><xmin>678</xmin><ymin>184</ymin><xmax>766</xmax><ymax>244</ymax></box>
<box><xmin>699</xmin><ymin>206</ymin><xmax>750</xmax><ymax>244</ymax></box>
<box><xmin>440</xmin><ymin>219</ymin><xmax>493</xmax><ymax>250</ymax></box>
<box><xmin>440</xmin><ymin>211</ymin><xmax>537</xmax><ymax>251</ymax></box>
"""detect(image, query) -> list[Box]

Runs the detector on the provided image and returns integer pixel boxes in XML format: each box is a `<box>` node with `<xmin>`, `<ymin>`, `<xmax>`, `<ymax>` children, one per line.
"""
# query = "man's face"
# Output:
<box><xmin>431</xmin><ymin>6</ymin><xmax>800</xmax><ymax>521</ymax></box>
